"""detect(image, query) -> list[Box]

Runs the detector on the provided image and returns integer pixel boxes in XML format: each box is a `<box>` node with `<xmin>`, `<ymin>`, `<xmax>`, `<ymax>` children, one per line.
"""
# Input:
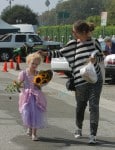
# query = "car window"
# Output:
<box><xmin>0</xmin><ymin>35</ymin><xmax>12</xmax><ymax>42</ymax></box>
<box><xmin>15</xmin><ymin>35</ymin><xmax>26</xmax><ymax>42</ymax></box>
<box><xmin>28</xmin><ymin>35</ymin><xmax>42</xmax><ymax>42</ymax></box>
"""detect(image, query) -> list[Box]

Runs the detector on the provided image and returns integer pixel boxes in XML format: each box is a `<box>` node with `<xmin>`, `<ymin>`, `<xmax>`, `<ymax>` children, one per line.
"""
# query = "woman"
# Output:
<box><xmin>39</xmin><ymin>20</ymin><xmax>104</xmax><ymax>144</ymax></box>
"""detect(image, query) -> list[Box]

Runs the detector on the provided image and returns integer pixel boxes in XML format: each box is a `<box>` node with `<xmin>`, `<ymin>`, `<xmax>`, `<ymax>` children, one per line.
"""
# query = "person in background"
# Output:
<box><xmin>17</xmin><ymin>53</ymin><xmax>47</xmax><ymax>141</ymax></box>
<box><xmin>39</xmin><ymin>20</ymin><xmax>104</xmax><ymax>144</ymax></box>
<box><xmin>104</xmin><ymin>37</ymin><xmax>115</xmax><ymax>83</ymax></box>
<box><xmin>104</xmin><ymin>37</ymin><xmax>115</xmax><ymax>55</ymax></box>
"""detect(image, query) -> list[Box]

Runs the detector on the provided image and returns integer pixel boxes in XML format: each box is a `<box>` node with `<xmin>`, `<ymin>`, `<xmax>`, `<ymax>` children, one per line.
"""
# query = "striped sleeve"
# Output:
<box><xmin>94</xmin><ymin>39</ymin><xmax>104</xmax><ymax>63</ymax></box>
<box><xmin>49</xmin><ymin>39</ymin><xmax>77</xmax><ymax>59</ymax></box>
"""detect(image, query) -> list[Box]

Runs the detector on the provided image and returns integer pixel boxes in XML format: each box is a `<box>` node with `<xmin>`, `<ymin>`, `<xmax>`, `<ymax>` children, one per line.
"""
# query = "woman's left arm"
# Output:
<box><xmin>94</xmin><ymin>39</ymin><xmax>104</xmax><ymax>63</ymax></box>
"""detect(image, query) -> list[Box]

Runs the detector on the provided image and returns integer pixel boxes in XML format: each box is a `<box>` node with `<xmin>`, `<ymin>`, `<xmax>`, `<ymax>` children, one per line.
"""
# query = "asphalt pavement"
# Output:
<box><xmin>0</xmin><ymin>62</ymin><xmax>115</xmax><ymax>150</ymax></box>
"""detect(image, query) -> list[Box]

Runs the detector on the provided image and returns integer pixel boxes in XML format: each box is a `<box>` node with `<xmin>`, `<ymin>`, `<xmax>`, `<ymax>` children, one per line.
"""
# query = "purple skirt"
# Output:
<box><xmin>21</xmin><ymin>95</ymin><xmax>47</xmax><ymax>128</ymax></box>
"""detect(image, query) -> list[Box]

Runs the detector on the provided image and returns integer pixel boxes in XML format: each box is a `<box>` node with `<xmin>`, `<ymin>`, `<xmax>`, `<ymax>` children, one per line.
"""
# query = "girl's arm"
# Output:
<box><xmin>15</xmin><ymin>71</ymin><xmax>25</xmax><ymax>88</ymax></box>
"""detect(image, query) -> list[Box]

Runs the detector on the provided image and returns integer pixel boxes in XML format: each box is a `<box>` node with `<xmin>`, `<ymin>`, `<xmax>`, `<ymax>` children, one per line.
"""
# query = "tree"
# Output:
<box><xmin>106</xmin><ymin>0</ymin><xmax>115</xmax><ymax>25</ymax></box>
<box><xmin>1</xmin><ymin>5</ymin><xmax>38</xmax><ymax>25</ymax></box>
<box><xmin>37</xmin><ymin>0</ymin><xmax>115</xmax><ymax>26</ymax></box>
<box><xmin>40</xmin><ymin>0</ymin><xmax>108</xmax><ymax>25</ymax></box>
<box><xmin>86</xmin><ymin>15</ymin><xmax>101</xmax><ymax>26</ymax></box>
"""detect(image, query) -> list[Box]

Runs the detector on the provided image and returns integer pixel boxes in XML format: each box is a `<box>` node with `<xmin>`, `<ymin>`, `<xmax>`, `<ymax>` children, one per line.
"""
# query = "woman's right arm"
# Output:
<box><xmin>38</xmin><ymin>49</ymin><xmax>63</xmax><ymax>58</ymax></box>
<box><xmin>38</xmin><ymin>39</ymin><xmax>77</xmax><ymax>58</ymax></box>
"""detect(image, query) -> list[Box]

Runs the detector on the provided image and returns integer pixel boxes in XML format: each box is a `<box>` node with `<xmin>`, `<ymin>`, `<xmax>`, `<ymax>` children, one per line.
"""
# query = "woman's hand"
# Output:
<box><xmin>89</xmin><ymin>57</ymin><xmax>96</xmax><ymax>64</ymax></box>
<box><xmin>37</xmin><ymin>50</ymin><xmax>48</xmax><ymax>57</ymax></box>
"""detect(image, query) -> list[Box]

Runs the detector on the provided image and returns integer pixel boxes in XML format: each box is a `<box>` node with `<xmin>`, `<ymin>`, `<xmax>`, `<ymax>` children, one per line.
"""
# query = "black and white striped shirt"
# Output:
<box><xmin>49</xmin><ymin>38</ymin><xmax>103</xmax><ymax>87</ymax></box>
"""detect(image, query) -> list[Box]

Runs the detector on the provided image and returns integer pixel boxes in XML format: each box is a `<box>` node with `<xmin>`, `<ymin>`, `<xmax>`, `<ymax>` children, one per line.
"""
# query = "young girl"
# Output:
<box><xmin>18</xmin><ymin>53</ymin><xmax>47</xmax><ymax>141</ymax></box>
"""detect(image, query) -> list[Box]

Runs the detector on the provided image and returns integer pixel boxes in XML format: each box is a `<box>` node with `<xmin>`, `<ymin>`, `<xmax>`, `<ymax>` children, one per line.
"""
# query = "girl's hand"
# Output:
<box><xmin>34</xmin><ymin>83</ymin><xmax>41</xmax><ymax>90</ymax></box>
<box><xmin>13</xmin><ymin>81</ymin><xmax>23</xmax><ymax>88</ymax></box>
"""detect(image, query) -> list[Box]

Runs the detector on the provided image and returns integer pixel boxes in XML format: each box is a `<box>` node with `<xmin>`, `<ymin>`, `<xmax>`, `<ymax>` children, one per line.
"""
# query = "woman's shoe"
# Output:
<box><xmin>88</xmin><ymin>135</ymin><xmax>96</xmax><ymax>144</ymax></box>
<box><xmin>74</xmin><ymin>129</ymin><xmax>82</xmax><ymax>138</ymax></box>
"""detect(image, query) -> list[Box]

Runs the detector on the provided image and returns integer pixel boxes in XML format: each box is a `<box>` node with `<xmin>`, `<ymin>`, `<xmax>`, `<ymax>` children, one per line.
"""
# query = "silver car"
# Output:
<box><xmin>104</xmin><ymin>54</ymin><xmax>115</xmax><ymax>80</ymax></box>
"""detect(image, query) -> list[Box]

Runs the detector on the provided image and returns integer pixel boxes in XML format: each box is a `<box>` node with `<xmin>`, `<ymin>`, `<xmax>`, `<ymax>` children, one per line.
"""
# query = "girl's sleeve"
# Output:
<box><xmin>18</xmin><ymin>71</ymin><xmax>24</xmax><ymax>82</ymax></box>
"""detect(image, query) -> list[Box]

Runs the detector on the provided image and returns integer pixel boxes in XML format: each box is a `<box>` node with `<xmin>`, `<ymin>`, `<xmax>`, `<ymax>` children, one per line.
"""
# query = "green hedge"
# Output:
<box><xmin>38</xmin><ymin>25</ymin><xmax>115</xmax><ymax>44</ymax></box>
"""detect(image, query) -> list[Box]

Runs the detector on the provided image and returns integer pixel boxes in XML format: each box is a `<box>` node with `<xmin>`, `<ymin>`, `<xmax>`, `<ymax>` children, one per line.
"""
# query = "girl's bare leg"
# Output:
<box><xmin>32</xmin><ymin>128</ymin><xmax>38</xmax><ymax>141</ymax></box>
<box><xmin>26</xmin><ymin>127</ymin><xmax>32</xmax><ymax>136</ymax></box>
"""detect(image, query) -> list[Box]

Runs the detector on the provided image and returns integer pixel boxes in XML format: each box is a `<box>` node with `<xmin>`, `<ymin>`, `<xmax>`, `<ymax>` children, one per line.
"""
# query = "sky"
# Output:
<box><xmin>0</xmin><ymin>0</ymin><xmax>60</xmax><ymax>15</ymax></box>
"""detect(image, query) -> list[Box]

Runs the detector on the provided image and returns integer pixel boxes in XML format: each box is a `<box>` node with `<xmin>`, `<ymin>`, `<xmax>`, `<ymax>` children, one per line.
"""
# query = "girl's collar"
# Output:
<box><xmin>26</xmin><ymin>68</ymin><xmax>38</xmax><ymax>76</ymax></box>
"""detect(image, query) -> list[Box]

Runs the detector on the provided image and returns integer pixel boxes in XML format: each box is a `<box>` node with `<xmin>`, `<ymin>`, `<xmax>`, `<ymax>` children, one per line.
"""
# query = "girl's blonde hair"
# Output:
<box><xmin>26</xmin><ymin>53</ymin><xmax>43</xmax><ymax>65</ymax></box>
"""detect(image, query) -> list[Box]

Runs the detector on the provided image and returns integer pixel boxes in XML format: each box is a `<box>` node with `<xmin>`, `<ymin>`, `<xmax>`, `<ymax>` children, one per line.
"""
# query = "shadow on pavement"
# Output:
<box><xmin>39</xmin><ymin>136</ymin><xmax>115</xmax><ymax>148</ymax></box>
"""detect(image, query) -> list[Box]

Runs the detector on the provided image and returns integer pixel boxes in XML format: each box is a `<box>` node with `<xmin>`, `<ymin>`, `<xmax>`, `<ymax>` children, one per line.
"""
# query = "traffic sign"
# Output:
<box><xmin>101</xmin><ymin>12</ymin><xmax>107</xmax><ymax>26</ymax></box>
<box><xmin>45</xmin><ymin>0</ymin><xmax>50</xmax><ymax>7</ymax></box>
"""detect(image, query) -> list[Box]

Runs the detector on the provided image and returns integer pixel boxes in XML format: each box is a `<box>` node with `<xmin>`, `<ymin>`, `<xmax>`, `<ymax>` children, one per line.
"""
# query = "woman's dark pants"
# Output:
<box><xmin>75</xmin><ymin>74</ymin><xmax>103</xmax><ymax>136</ymax></box>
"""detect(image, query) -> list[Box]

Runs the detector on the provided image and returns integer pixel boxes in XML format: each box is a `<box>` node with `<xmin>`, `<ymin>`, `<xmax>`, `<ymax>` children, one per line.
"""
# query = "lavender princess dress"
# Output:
<box><xmin>18</xmin><ymin>69</ymin><xmax>47</xmax><ymax>128</ymax></box>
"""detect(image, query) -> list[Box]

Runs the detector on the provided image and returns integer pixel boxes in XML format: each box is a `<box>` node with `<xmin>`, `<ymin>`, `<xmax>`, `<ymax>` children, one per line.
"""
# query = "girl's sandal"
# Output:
<box><xmin>26</xmin><ymin>128</ymin><xmax>32</xmax><ymax>136</ymax></box>
<box><xmin>32</xmin><ymin>135</ymin><xmax>39</xmax><ymax>141</ymax></box>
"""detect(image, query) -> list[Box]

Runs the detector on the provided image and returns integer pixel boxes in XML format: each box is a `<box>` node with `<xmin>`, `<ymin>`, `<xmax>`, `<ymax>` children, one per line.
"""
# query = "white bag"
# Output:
<box><xmin>80</xmin><ymin>62</ymin><xmax>97</xmax><ymax>83</ymax></box>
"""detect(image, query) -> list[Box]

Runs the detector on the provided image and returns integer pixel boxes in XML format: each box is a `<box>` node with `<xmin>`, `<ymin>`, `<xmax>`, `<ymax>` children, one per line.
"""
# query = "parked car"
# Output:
<box><xmin>104</xmin><ymin>54</ymin><xmax>115</xmax><ymax>80</ymax></box>
<box><xmin>0</xmin><ymin>32</ymin><xmax>63</xmax><ymax>61</ymax></box>
<box><xmin>13</xmin><ymin>41</ymin><xmax>63</xmax><ymax>62</ymax></box>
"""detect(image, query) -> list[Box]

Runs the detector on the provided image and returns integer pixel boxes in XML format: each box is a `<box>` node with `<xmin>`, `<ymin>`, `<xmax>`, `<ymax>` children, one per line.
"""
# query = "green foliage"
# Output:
<box><xmin>86</xmin><ymin>16</ymin><xmax>101</xmax><ymax>26</ymax></box>
<box><xmin>1</xmin><ymin>5</ymin><xmax>38</xmax><ymax>25</ymax></box>
<box><xmin>38</xmin><ymin>25</ymin><xmax>115</xmax><ymax>44</ymax></box>
<box><xmin>38</xmin><ymin>25</ymin><xmax>73</xmax><ymax>44</ymax></box>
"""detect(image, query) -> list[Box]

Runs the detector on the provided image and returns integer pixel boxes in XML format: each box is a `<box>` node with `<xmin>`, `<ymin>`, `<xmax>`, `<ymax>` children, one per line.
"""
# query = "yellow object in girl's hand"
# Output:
<box><xmin>33</xmin><ymin>70</ymin><xmax>53</xmax><ymax>87</ymax></box>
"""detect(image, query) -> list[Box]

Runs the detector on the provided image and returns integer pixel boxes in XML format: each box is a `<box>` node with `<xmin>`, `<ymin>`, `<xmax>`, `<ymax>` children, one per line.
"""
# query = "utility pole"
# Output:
<box><xmin>45</xmin><ymin>0</ymin><xmax>50</xmax><ymax>25</ymax></box>
<box><xmin>7</xmin><ymin>0</ymin><xmax>14</xmax><ymax>10</ymax></box>
<box><xmin>45</xmin><ymin>0</ymin><xmax>50</xmax><ymax>11</ymax></box>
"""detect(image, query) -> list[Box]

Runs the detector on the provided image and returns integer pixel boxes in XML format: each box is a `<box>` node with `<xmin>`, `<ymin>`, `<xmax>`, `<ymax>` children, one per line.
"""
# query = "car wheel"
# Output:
<box><xmin>13</xmin><ymin>55</ymin><xmax>24</xmax><ymax>62</ymax></box>
<box><xmin>13</xmin><ymin>54</ymin><xmax>18</xmax><ymax>62</ymax></box>
<box><xmin>0</xmin><ymin>52</ymin><xmax>10</xmax><ymax>61</ymax></box>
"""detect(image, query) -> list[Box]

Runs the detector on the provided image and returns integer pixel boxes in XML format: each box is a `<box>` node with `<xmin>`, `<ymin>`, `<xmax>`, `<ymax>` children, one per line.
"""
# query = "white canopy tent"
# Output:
<box><xmin>12</xmin><ymin>24</ymin><xmax>37</xmax><ymax>33</ymax></box>
<box><xmin>0</xmin><ymin>18</ymin><xmax>20</xmax><ymax>34</ymax></box>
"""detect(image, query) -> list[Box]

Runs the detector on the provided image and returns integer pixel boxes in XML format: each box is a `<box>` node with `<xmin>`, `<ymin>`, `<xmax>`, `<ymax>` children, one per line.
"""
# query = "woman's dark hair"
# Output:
<box><xmin>73</xmin><ymin>20</ymin><xmax>95</xmax><ymax>33</ymax></box>
<box><xmin>88</xmin><ymin>23</ymin><xmax>95</xmax><ymax>32</ymax></box>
